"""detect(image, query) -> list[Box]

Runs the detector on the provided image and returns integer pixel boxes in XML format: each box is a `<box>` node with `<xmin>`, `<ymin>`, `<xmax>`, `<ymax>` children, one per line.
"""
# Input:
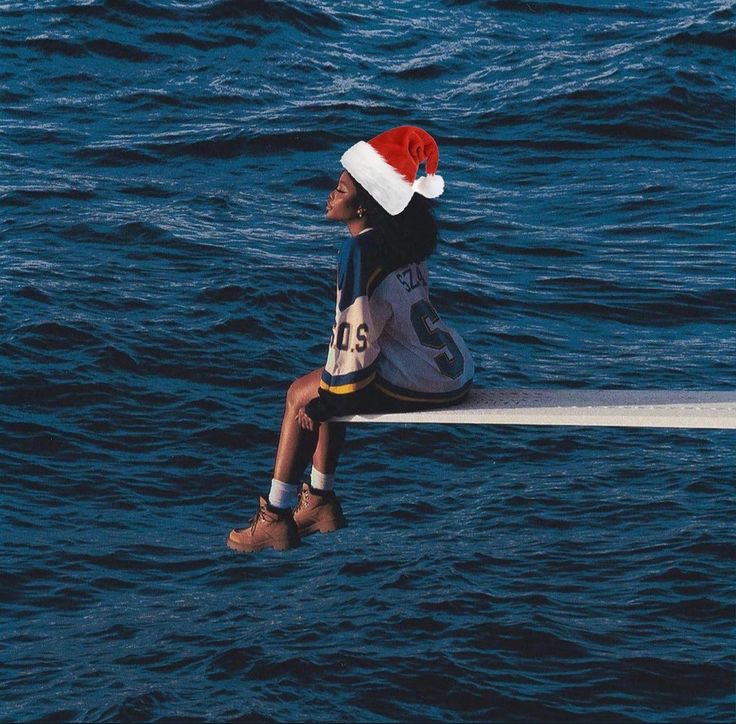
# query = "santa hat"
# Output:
<box><xmin>340</xmin><ymin>125</ymin><xmax>445</xmax><ymax>216</ymax></box>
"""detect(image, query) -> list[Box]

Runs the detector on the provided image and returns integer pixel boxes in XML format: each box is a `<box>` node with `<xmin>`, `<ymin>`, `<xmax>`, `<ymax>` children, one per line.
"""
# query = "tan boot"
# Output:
<box><xmin>293</xmin><ymin>482</ymin><xmax>347</xmax><ymax>536</ymax></box>
<box><xmin>227</xmin><ymin>496</ymin><xmax>300</xmax><ymax>553</ymax></box>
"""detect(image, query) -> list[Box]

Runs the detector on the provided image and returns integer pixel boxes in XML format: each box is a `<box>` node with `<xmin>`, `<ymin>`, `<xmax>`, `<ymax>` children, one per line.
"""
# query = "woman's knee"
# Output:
<box><xmin>285</xmin><ymin>368</ymin><xmax>322</xmax><ymax>410</ymax></box>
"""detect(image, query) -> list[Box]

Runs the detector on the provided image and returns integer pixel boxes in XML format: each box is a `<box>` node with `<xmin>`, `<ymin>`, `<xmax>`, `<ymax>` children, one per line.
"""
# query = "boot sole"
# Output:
<box><xmin>226</xmin><ymin>533</ymin><xmax>300</xmax><ymax>553</ymax></box>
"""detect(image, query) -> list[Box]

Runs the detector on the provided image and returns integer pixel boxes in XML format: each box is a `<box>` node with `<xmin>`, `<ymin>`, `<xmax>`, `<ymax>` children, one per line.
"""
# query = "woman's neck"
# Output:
<box><xmin>346</xmin><ymin>217</ymin><xmax>370</xmax><ymax>237</ymax></box>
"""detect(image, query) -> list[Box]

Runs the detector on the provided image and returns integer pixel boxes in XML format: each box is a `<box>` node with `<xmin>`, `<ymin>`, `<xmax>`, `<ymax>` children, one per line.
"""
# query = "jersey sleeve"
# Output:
<box><xmin>306</xmin><ymin>236</ymin><xmax>390</xmax><ymax>420</ymax></box>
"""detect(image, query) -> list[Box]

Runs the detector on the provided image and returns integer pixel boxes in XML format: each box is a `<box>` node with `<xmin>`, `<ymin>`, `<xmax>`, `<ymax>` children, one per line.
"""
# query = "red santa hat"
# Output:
<box><xmin>340</xmin><ymin>125</ymin><xmax>445</xmax><ymax>215</ymax></box>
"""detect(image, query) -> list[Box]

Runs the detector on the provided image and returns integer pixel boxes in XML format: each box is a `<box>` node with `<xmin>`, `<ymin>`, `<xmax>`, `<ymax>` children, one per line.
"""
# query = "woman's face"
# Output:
<box><xmin>325</xmin><ymin>171</ymin><xmax>360</xmax><ymax>223</ymax></box>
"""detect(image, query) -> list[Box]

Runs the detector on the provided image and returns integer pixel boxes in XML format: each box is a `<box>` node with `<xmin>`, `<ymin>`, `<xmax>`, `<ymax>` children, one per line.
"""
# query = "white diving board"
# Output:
<box><xmin>334</xmin><ymin>390</ymin><xmax>736</xmax><ymax>429</ymax></box>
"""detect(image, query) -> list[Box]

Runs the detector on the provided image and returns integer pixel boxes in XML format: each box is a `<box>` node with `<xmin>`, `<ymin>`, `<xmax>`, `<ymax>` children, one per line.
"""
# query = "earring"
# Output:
<box><xmin>357</xmin><ymin>208</ymin><xmax>365</xmax><ymax>219</ymax></box>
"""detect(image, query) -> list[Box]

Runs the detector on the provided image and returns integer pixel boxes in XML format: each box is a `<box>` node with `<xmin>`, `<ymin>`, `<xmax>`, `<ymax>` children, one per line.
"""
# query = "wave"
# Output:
<box><xmin>93</xmin><ymin>690</ymin><xmax>175</xmax><ymax>723</ymax></box>
<box><xmin>119</xmin><ymin>183</ymin><xmax>176</xmax><ymax>198</ymax></box>
<box><xmin>85</xmin><ymin>38</ymin><xmax>159</xmax><ymax>62</ymax></box>
<box><xmin>73</xmin><ymin>146</ymin><xmax>160</xmax><ymax>166</ymax></box>
<box><xmin>196</xmin><ymin>284</ymin><xmax>254</xmax><ymax>303</ymax></box>
<box><xmin>191</xmin><ymin>0</ymin><xmax>342</xmax><ymax>35</ymax></box>
<box><xmin>390</xmin><ymin>61</ymin><xmax>451</xmax><ymax>80</ymax></box>
<box><xmin>13</xmin><ymin>285</ymin><xmax>51</xmax><ymax>303</ymax></box>
<box><xmin>444</xmin><ymin>0</ymin><xmax>654</xmax><ymax>18</ymax></box>
<box><xmin>140</xmin><ymin>129</ymin><xmax>342</xmax><ymax>159</ymax></box>
<box><xmin>26</xmin><ymin>0</ymin><xmax>181</xmax><ymax>22</ymax></box>
<box><xmin>490</xmin><ymin>242</ymin><xmax>583</xmax><ymax>258</ymax></box>
<box><xmin>1</xmin><ymin>187</ymin><xmax>96</xmax><ymax>207</ymax></box>
<box><xmin>17</xmin><ymin>36</ymin><xmax>86</xmax><ymax>58</ymax></box>
<box><xmin>666</xmin><ymin>28</ymin><xmax>736</xmax><ymax>52</ymax></box>
<box><xmin>141</xmin><ymin>30</ymin><xmax>256</xmax><ymax>51</ymax></box>
<box><xmin>14</xmin><ymin>0</ymin><xmax>344</xmax><ymax>42</ymax></box>
<box><xmin>14</xmin><ymin>321</ymin><xmax>102</xmax><ymax>351</ymax></box>
<box><xmin>532</xmin><ymin>288</ymin><xmax>736</xmax><ymax>326</ymax></box>
<box><xmin>8</xmin><ymin>36</ymin><xmax>160</xmax><ymax>62</ymax></box>
<box><xmin>118</xmin><ymin>90</ymin><xmax>192</xmax><ymax>111</ymax></box>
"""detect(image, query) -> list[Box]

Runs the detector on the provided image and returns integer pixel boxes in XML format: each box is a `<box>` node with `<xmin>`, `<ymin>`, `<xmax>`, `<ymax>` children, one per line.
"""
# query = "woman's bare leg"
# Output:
<box><xmin>272</xmin><ymin>367</ymin><xmax>345</xmax><ymax>483</ymax></box>
<box><xmin>228</xmin><ymin>368</ymin><xmax>345</xmax><ymax>552</ymax></box>
<box><xmin>313</xmin><ymin>418</ymin><xmax>345</xmax><ymax>475</ymax></box>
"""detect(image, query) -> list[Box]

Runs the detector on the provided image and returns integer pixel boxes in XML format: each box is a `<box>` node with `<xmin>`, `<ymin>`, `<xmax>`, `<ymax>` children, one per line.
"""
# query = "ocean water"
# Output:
<box><xmin>1</xmin><ymin>0</ymin><xmax>735</xmax><ymax>721</ymax></box>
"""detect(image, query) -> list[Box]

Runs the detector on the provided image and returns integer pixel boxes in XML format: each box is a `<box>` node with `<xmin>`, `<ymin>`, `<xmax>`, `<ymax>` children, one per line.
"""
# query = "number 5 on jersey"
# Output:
<box><xmin>410</xmin><ymin>300</ymin><xmax>464</xmax><ymax>379</ymax></box>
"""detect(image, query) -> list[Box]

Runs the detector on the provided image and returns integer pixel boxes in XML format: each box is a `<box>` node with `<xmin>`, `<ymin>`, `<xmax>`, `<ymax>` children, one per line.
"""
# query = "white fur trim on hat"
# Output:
<box><xmin>341</xmin><ymin>140</ymin><xmax>414</xmax><ymax>215</ymax></box>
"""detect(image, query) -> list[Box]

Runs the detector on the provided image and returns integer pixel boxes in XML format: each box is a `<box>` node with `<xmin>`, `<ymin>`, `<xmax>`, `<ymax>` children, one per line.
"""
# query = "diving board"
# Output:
<box><xmin>334</xmin><ymin>390</ymin><xmax>736</xmax><ymax>429</ymax></box>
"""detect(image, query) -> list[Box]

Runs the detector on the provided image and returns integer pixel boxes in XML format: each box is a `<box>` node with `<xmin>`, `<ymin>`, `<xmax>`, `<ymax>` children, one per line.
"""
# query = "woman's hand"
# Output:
<box><xmin>296</xmin><ymin>407</ymin><xmax>319</xmax><ymax>432</ymax></box>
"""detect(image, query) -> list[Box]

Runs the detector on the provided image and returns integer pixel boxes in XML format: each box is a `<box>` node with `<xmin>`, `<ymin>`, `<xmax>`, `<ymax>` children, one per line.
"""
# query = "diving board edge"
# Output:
<box><xmin>332</xmin><ymin>390</ymin><xmax>736</xmax><ymax>429</ymax></box>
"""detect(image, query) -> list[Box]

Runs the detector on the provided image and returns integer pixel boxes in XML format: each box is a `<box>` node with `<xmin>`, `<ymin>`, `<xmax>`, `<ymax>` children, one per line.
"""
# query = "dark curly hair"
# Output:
<box><xmin>351</xmin><ymin>175</ymin><xmax>438</xmax><ymax>269</ymax></box>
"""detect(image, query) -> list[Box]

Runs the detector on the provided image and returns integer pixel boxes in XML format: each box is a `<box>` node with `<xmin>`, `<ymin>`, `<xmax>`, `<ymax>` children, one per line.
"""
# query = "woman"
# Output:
<box><xmin>228</xmin><ymin>126</ymin><xmax>474</xmax><ymax>553</ymax></box>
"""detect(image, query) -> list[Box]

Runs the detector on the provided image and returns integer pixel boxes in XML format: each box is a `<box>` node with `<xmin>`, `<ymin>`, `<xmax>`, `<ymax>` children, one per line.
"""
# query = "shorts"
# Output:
<box><xmin>359</xmin><ymin>380</ymin><xmax>472</xmax><ymax>415</ymax></box>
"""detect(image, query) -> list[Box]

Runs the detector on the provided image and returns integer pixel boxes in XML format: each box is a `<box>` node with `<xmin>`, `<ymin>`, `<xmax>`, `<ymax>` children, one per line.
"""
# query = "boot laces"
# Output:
<box><xmin>294</xmin><ymin>486</ymin><xmax>309</xmax><ymax>512</ymax></box>
<box><xmin>248</xmin><ymin>506</ymin><xmax>268</xmax><ymax>533</ymax></box>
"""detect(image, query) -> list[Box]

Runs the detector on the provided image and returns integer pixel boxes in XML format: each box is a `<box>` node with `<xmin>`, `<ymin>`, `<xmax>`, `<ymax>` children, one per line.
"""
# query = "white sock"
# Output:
<box><xmin>310</xmin><ymin>467</ymin><xmax>335</xmax><ymax>492</ymax></box>
<box><xmin>268</xmin><ymin>479</ymin><xmax>298</xmax><ymax>510</ymax></box>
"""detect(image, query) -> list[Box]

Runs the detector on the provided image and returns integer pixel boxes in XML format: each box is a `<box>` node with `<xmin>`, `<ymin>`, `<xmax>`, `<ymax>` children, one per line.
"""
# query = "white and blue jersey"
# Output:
<box><xmin>312</xmin><ymin>228</ymin><xmax>474</xmax><ymax>419</ymax></box>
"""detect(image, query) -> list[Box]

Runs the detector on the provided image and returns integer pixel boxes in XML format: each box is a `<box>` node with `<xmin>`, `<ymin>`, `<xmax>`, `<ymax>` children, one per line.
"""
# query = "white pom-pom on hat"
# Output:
<box><xmin>340</xmin><ymin>125</ymin><xmax>444</xmax><ymax>216</ymax></box>
<box><xmin>413</xmin><ymin>173</ymin><xmax>444</xmax><ymax>198</ymax></box>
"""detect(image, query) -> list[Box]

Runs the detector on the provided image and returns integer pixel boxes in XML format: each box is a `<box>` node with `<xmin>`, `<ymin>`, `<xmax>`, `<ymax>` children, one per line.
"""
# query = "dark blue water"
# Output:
<box><xmin>2</xmin><ymin>1</ymin><xmax>735</xmax><ymax>721</ymax></box>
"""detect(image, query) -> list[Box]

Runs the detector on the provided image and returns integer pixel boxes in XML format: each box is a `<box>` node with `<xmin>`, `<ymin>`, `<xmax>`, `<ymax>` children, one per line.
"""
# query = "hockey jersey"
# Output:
<box><xmin>309</xmin><ymin>228</ymin><xmax>474</xmax><ymax>420</ymax></box>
